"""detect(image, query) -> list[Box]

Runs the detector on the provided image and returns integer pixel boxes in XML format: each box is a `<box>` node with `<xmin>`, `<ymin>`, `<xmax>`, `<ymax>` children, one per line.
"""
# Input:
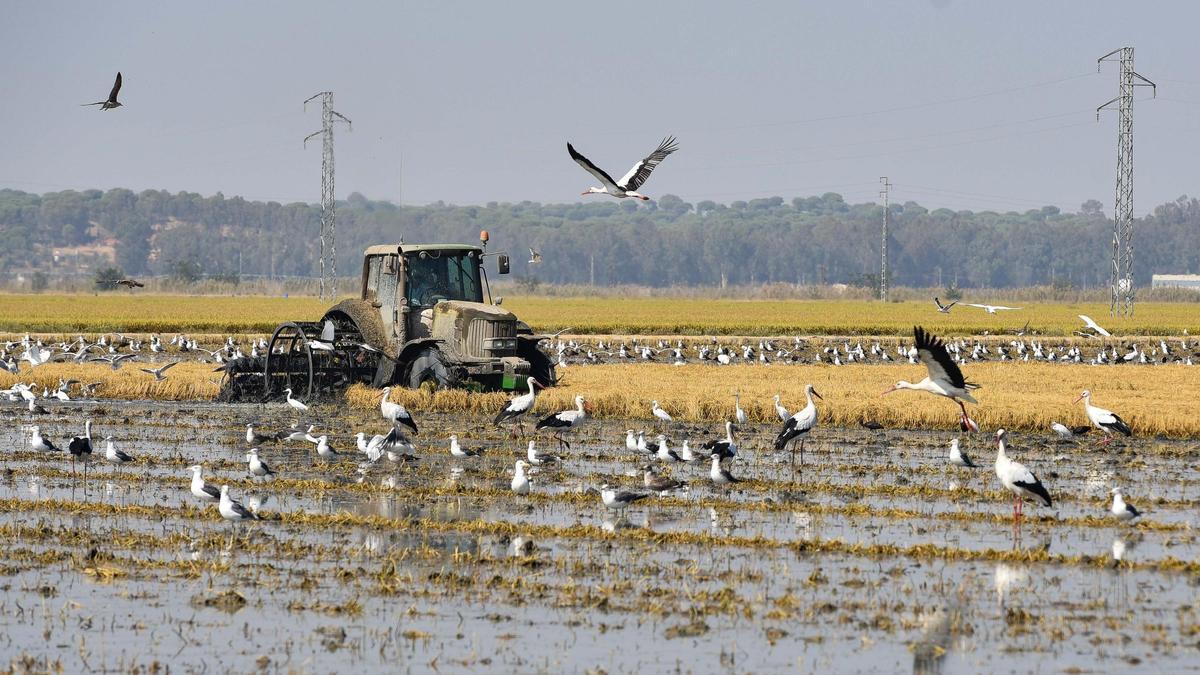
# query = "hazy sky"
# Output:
<box><xmin>3</xmin><ymin>1</ymin><xmax>1199</xmax><ymax>213</ymax></box>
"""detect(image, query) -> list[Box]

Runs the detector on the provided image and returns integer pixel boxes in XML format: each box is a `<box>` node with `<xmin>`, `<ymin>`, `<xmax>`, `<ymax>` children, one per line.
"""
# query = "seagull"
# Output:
<box><xmin>651</xmin><ymin>400</ymin><xmax>673</xmax><ymax>424</ymax></box>
<box><xmin>380</xmin><ymin>387</ymin><xmax>418</xmax><ymax>434</ymax></box>
<box><xmin>449</xmin><ymin>434</ymin><xmax>482</xmax><ymax>458</ymax></box>
<box><xmin>883</xmin><ymin>326</ymin><xmax>980</xmax><ymax>431</ymax></box>
<box><xmin>1078</xmin><ymin>315</ymin><xmax>1111</xmax><ymax>337</ymax></box>
<box><xmin>82</xmin><ymin>72</ymin><xmax>123</xmax><ymax>110</ymax></box>
<box><xmin>528</xmin><ymin>247</ymin><xmax>543</xmax><ymax>264</ymax></box>
<box><xmin>1109</xmin><ymin>487</ymin><xmax>1142</xmax><ymax>523</ymax></box>
<box><xmin>966</xmin><ymin>303</ymin><xmax>1022</xmax><ymax>314</ymax></box>
<box><xmin>103</xmin><ymin>436</ymin><xmax>134</xmax><ymax>470</ymax></box>
<box><xmin>511</xmin><ymin>460</ymin><xmax>531</xmax><ymax>495</ymax></box>
<box><xmin>993</xmin><ymin>429</ymin><xmax>1052</xmax><ymax>524</ymax></box>
<box><xmin>1050</xmin><ymin>422</ymin><xmax>1073</xmax><ymax>439</ymax></box>
<box><xmin>534</xmin><ymin>394</ymin><xmax>588</xmax><ymax>450</ymax></box>
<box><xmin>568</xmin><ymin>136</ymin><xmax>679</xmax><ymax>200</ymax></box>
<box><xmin>948</xmin><ymin>438</ymin><xmax>976</xmax><ymax>468</ymax></box>
<box><xmin>642</xmin><ymin>465</ymin><xmax>686</xmax><ymax>494</ymax></box>
<box><xmin>654</xmin><ymin>434</ymin><xmax>682</xmax><ymax>462</ymax></box>
<box><xmin>600</xmin><ymin>483</ymin><xmax>650</xmax><ymax>511</ymax></box>
<box><xmin>1074</xmin><ymin>390</ymin><xmax>1132</xmax><ymax>443</ymax></box>
<box><xmin>284</xmin><ymin>388</ymin><xmax>309</xmax><ymax>413</ymax></box>
<box><xmin>246</xmin><ymin>424</ymin><xmax>277</xmax><ymax>446</ymax></box>
<box><xmin>30</xmin><ymin>426</ymin><xmax>61</xmax><ymax>452</ymax></box>
<box><xmin>774</xmin><ymin>384</ymin><xmax>821</xmax><ymax>469</ymax></box>
<box><xmin>139</xmin><ymin>361</ymin><xmax>178</xmax><ymax>381</ymax></box>
<box><xmin>189</xmin><ymin>465</ymin><xmax>221</xmax><ymax>503</ymax></box>
<box><xmin>493</xmin><ymin>378</ymin><xmax>542</xmax><ymax>435</ymax></box>
<box><xmin>246</xmin><ymin>448</ymin><xmax>275</xmax><ymax>478</ymax></box>
<box><xmin>218</xmin><ymin>485</ymin><xmax>259</xmax><ymax>521</ymax></box>
<box><xmin>526</xmin><ymin>440</ymin><xmax>560</xmax><ymax>466</ymax></box>
<box><xmin>933</xmin><ymin>297</ymin><xmax>958</xmax><ymax>313</ymax></box>
<box><xmin>710</xmin><ymin>453</ymin><xmax>742</xmax><ymax>485</ymax></box>
<box><xmin>312</xmin><ymin>435</ymin><xmax>339</xmax><ymax>460</ymax></box>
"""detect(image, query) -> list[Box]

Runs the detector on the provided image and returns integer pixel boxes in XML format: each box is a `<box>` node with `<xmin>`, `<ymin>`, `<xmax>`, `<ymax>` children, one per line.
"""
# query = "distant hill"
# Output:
<box><xmin>2</xmin><ymin>188</ymin><xmax>1198</xmax><ymax>289</ymax></box>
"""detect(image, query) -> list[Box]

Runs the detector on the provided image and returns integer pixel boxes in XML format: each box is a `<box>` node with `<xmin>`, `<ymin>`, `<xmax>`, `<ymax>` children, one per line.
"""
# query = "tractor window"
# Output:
<box><xmin>377</xmin><ymin>256</ymin><xmax>399</xmax><ymax>308</ymax></box>
<box><xmin>365</xmin><ymin>256</ymin><xmax>382</xmax><ymax>300</ymax></box>
<box><xmin>406</xmin><ymin>252</ymin><xmax>482</xmax><ymax>307</ymax></box>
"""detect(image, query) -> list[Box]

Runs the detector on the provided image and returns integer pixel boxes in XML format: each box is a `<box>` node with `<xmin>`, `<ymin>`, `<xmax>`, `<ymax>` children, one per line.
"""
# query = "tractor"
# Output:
<box><xmin>219</xmin><ymin>233</ymin><xmax>555</xmax><ymax>401</ymax></box>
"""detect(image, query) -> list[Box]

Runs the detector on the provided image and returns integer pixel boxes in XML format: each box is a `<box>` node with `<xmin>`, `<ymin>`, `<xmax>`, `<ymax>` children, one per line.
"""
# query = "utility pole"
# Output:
<box><xmin>304</xmin><ymin>92</ymin><xmax>352</xmax><ymax>300</ymax></box>
<box><xmin>879</xmin><ymin>177</ymin><xmax>891</xmax><ymax>301</ymax></box>
<box><xmin>1097</xmin><ymin>47</ymin><xmax>1155</xmax><ymax>316</ymax></box>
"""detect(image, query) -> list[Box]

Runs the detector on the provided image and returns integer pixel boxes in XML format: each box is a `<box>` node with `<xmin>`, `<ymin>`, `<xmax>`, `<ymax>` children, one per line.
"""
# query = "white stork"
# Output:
<box><xmin>534</xmin><ymin>394</ymin><xmax>588</xmax><ymax>450</ymax></box>
<box><xmin>493</xmin><ymin>378</ymin><xmax>543</xmax><ymax>435</ymax></box>
<box><xmin>883</xmin><ymin>326</ymin><xmax>980</xmax><ymax>431</ymax></box>
<box><xmin>1074</xmin><ymin>390</ymin><xmax>1131</xmax><ymax>444</ymax></box>
<box><xmin>568</xmin><ymin>136</ymin><xmax>679</xmax><ymax>200</ymax></box>
<box><xmin>966</xmin><ymin>303</ymin><xmax>1022</xmax><ymax>314</ymax></box>
<box><xmin>774</xmin><ymin>384</ymin><xmax>821</xmax><ymax>470</ymax></box>
<box><xmin>380</xmin><ymin>387</ymin><xmax>418</xmax><ymax>434</ymax></box>
<box><xmin>1078</xmin><ymin>314</ymin><xmax>1111</xmax><ymax>337</ymax></box>
<box><xmin>993</xmin><ymin>429</ymin><xmax>1052</xmax><ymax>524</ymax></box>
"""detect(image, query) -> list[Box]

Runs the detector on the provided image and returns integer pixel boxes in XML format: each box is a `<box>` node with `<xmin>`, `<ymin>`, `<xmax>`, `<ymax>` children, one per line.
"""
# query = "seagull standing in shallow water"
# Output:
<box><xmin>189</xmin><ymin>465</ymin><xmax>221</xmax><ymax>503</ymax></box>
<box><xmin>1109</xmin><ymin>487</ymin><xmax>1142</xmax><ymax>523</ymax></box>
<box><xmin>219</xmin><ymin>485</ymin><xmax>259</xmax><ymax>521</ymax></box>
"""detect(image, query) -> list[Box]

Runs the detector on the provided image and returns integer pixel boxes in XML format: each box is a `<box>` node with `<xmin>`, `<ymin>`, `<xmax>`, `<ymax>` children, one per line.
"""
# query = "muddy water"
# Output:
<box><xmin>1</xmin><ymin>399</ymin><xmax>1197</xmax><ymax>672</ymax></box>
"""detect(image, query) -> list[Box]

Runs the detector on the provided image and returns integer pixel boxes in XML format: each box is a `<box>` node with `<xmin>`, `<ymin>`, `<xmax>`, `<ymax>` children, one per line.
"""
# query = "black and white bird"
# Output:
<box><xmin>139</xmin><ymin>361</ymin><xmax>178</xmax><ymax>381</ymax></box>
<box><xmin>68</xmin><ymin>419</ymin><xmax>94</xmax><ymax>479</ymax></box>
<box><xmin>600</xmin><ymin>483</ymin><xmax>651</xmax><ymax>511</ymax></box>
<box><xmin>528</xmin><ymin>247</ymin><xmax>543</xmax><ymax>264</ymax></box>
<box><xmin>30</xmin><ymin>426</ymin><xmax>60</xmax><ymax>452</ymax></box>
<box><xmin>642</xmin><ymin>465</ymin><xmax>686</xmax><ymax>494</ymax></box>
<box><xmin>82</xmin><ymin>72</ymin><xmax>123</xmax><ymax>110</ymax></box>
<box><xmin>218</xmin><ymin>485</ymin><xmax>259</xmax><ymax>521</ymax></box>
<box><xmin>380</xmin><ymin>387</ymin><xmax>418</xmax><ymax>434</ymax></box>
<box><xmin>493</xmin><ymin>378</ymin><xmax>543</xmax><ymax>435</ymax></box>
<box><xmin>774</xmin><ymin>384</ymin><xmax>821</xmax><ymax>468</ymax></box>
<box><xmin>883</xmin><ymin>326</ymin><xmax>980</xmax><ymax>431</ymax></box>
<box><xmin>526</xmin><ymin>440</ymin><xmax>561</xmax><ymax>466</ymax></box>
<box><xmin>534</xmin><ymin>394</ymin><xmax>588</xmax><ymax>450</ymax></box>
<box><xmin>993</xmin><ymin>429</ymin><xmax>1052</xmax><ymax>523</ymax></box>
<box><xmin>246</xmin><ymin>448</ymin><xmax>276</xmax><ymax>478</ymax></box>
<box><xmin>449</xmin><ymin>434</ymin><xmax>482</xmax><ymax>459</ymax></box>
<box><xmin>103</xmin><ymin>436</ymin><xmax>134</xmax><ymax>470</ymax></box>
<box><xmin>189</xmin><ymin>465</ymin><xmax>221</xmax><ymax>502</ymax></box>
<box><xmin>1109</xmin><ymin>487</ymin><xmax>1142</xmax><ymax>523</ymax></box>
<box><xmin>948</xmin><ymin>438</ymin><xmax>976</xmax><ymax>468</ymax></box>
<box><xmin>702</xmin><ymin>421</ymin><xmax>738</xmax><ymax>462</ymax></box>
<box><xmin>245</xmin><ymin>424</ymin><xmax>278</xmax><ymax>445</ymax></box>
<box><xmin>709</xmin><ymin>453</ymin><xmax>742</xmax><ymax>486</ymax></box>
<box><xmin>933</xmin><ymin>297</ymin><xmax>958</xmax><ymax>313</ymax></box>
<box><xmin>568</xmin><ymin>136</ymin><xmax>679</xmax><ymax>200</ymax></box>
<box><xmin>1075</xmin><ymin>390</ymin><xmax>1132</xmax><ymax>443</ymax></box>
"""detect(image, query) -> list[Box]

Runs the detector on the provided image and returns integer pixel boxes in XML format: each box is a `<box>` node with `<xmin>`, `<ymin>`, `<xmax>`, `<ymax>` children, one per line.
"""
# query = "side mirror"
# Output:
<box><xmin>493</xmin><ymin>296</ymin><xmax>504</xmax><ymax>306</ymax></box>
<box><xmin>497</xmin><ymin>254</ymin><xmax>510</xmax><ymax>275</ymax></box>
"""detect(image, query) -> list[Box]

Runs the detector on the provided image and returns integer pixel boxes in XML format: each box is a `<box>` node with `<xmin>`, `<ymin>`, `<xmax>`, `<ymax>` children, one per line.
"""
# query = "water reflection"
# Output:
<box><xmin>993</xmin><ymin>563</ymin><xmax>1028</xmax><ymax>607</ymax></box>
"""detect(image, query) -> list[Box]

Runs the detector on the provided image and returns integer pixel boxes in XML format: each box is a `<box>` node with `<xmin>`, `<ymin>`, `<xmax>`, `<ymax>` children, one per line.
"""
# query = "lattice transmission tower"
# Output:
<box><xmin>1097</xmin><ymin>48</ymin><xmax>1154</xmax><ymax>317</ymax></box>
<box><xmin>304</xmin><ymin>92</ymin><xmax>352</xmax><ymax>300</ymax></box>
<box><xmin>879</xmin><ymin>177</ymin><xmax>891</xmax><ymax>301</ymax></box>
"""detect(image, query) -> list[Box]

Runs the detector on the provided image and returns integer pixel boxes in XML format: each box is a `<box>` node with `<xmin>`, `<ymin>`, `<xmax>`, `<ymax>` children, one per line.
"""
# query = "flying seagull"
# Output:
<box><xmin>568</xmin><ymin>136</ymin><xmax>678</xmax><ymax>200</ymax></box>
<box><xmin>139</xmin><ymin>361</ymin><xmax>178</xmax><ymax>381</ymax></box>
<box><xmin>1078</xmin><ymin>314</ymin><xmax>1111</xmax><ymax>337</ymax></box>
<box><xmin>966</xmin><ymin>303</ymin><xmax>1021</xmax><ymax>314</ymax></box>
<box><xmin>933</xmin><ymin>297</ymin><xmax>957</xmax><ymax>313</ymax></box>
<box><xmin>528</xmin><ymin>247</ymin><xmax>543</xmax><ymax>264</ymax></box>
<box><xmin>82</xmin><ymin>72</ymin><xmax>123</xmax><ymax>110</ymax></box>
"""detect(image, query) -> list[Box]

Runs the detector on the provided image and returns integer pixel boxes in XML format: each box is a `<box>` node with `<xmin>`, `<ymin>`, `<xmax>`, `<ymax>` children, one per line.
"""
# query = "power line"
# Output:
<box><xmin>304</xmin><ymin>92</ymin><xmax>352</xmax><ymax>300</ymax></box>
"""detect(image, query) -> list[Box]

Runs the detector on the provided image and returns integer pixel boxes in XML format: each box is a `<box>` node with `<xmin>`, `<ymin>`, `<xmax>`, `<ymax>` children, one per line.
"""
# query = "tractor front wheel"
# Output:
<box><xmin>406</xmin><ymin>347</ymin><xmax>458</xmax><ymax>390</ymax></box>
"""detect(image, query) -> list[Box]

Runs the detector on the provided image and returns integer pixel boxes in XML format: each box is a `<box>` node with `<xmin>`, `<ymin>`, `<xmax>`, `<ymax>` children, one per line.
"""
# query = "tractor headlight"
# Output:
<box><xmin>486</xmin><ymin>338</ymin><xmax>517</xmax><ymax>351</ymax></box>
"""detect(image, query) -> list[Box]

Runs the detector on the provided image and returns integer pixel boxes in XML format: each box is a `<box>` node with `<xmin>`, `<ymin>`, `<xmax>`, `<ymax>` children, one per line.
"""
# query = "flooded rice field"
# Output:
<box><xmin>1</xmin><ymin>400</ymin><xmax>1197</xmax><ymax>672</ymax></box>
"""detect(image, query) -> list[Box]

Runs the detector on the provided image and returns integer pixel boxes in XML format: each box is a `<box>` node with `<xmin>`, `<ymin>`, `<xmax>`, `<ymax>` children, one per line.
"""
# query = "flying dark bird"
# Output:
<box><xmin>933</xmin><ymin>297</ymin><xmax>957</xmax><ymax>314</ymax></box>
<box><xmin>569</xmin><ymin>136</ymin><xmax>678</xmax><ymax>200</ymax></box>
<box><xmin>116</xmin><ymin>278</ymin><xmax>144</xmax><ymax>289</ymax></box>
<box><xmin>82</xmin><ymin>72</ymin><xmax>123</xmax><ymax>110</ymax></box>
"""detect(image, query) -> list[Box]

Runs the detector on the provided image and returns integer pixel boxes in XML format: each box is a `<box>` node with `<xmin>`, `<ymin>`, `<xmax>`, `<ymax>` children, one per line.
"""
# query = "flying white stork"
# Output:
<box><xmin>568</xmin><ymin>136</ymin><xmax>678</xmax><ymax>200</ymax></box>
<box><xmin>883</xmin><ymin>326</ymin><xmax>980</xmax><ymax>431</ymax></box>
<box><xmin>1074</xmin><ymin>390</ymin><xmax>1131</xmax><ymax>444</ymax></box>
<box><xmin>1078</xmin><ymin>314</ymin><xmax>1112</xmax><ymax>337</ymax></box>
<box><xmin>966</xmin><ymin>303</ymin><xmax>1022</xmax><ymax>314</ymax></box>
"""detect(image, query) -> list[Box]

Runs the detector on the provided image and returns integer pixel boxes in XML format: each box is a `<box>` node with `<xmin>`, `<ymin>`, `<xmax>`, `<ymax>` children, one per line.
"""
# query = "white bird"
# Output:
<box><xmin>30</xmin><ymin>426</ymin><xmax>60</xmax><ymax>452</ymax></box>
<box><xmin>189</xmin><ymin>465</ymin><xmax>221</xmax><ymax>502</ymax></box>
<box><xmin>246</xmin><ymin>424</ymin><xmax>277</xmax><ymax>445</ymax></box>
<box><xmin>1050</xmin><ymin>422</ymin><xmax>1073</xmax><ymax>439</ymax></box>
<box><xmin>284</xmin><ymin>388</ymin><xmax>309</xmax><ymax>413</ymax></box>
<box><xmin>734</xmin><ymin>392</ymin><xmax>748</xmax><ymax>425</ymax></box>
<box><xmin>1074</xmin><ymin>390</ymin><xmax>1132</xmax><ymax>443</ymax></box>
<box><xmin>493</xmin><ymin>378</ymin><xmax>543</xmax><ymax>435</ymax></box>
<box><xmin>534</xmin><ymin>394</ymin><xmax>588</xmax><ymax>449</ymax></box>
<box><xmin>103</xmin><ymin>436</ymin><xmax>134</xmax><ymax>469</ymax></box>
<box><xmin>709</xmin><ymin>454</ymin><xmax>741</xmax><ymax>485</ymax></box>
<box><xmin>511</xmin><ymin>460</ymin><xmax>531</xmax><ymax>495</ymax></box>
<box><xmin>138</xmin><ymin>361</ymin><xmax>178</xmax><ymax>381</ymax></box>
<box><xmin>1109</xmin><ymin>487</ymin><xmax>1142</xmax><ymax>523</ymax></box>
<box><xmin>526</xmin><ymin>440</ymin><xmax>560</xmax><ymax>466</ymax></box>
<box><xmin>702</xmin><ymin>421</ymin><xmax>738</xmax><ymax>462</ymax></box>
<box><xmin>1078</xmin><ymin>314</ymin><xmax>1111</xmax><ymax>337</ymax></box>
<box><xmin>651</xmin><ymin>400</ymin><xmax>673</xmax><ymax>424</ymax></box>
<box><xmin>679</xmin><ymin>440</ymin><xmax>701</xmax><ymax>464</ymax></box>
<box><xmin>246</xmin><ymin>448</ymin><xmax>275</xmax><ymax>478</ymax></box>
<box><xmin>948</xmin><ymin>438</ymin><xmax>976</xmax><ymax>468</ymax></box>
<box><xmin>883</xmin><ymin>326</ymin><xmax>980</xmax><ymax>431</ymax></box>
<box><xmin>655</xmin><ymin>434</ymin><xmax>682</xmax><ymax>462</ymax></box>
<box><xmin>600</xmin><ymin>483</ymin><xmax>651</xmax><ymax>511</ymax></box>
<box><xmin>774</xmin><ymin>384</ymin><xmax>822</xmax><ymax>468</ymax></box>
<box><xmin>218</xmin><ymin>485</ymin><xmax>259</xmax><ymax>521</ymax></box>
<box><xmin>312</xmin><ymin>435</ymin><xmax>338</xmax><ymax>460</ymax></box>
<box><xmin>528</xmin><ymin>247</ymin><xmax>542</xmax><ymax>264</ymax></box>
<box><xmin>966</xmin><ymin>303</ymin><xmax>1022</xmax><ymax>314</ymax></box>
<box><xmin>933</xmin><ymin>297</ymin><xmax>958</xmax><ymax>313</ymax></box>
<box><xmin>380</xmin><ymin>387</ymin><xmax>418</xmax><ymax>434</ymax></box>
<box><xmin>568</xmin><ymin>136</ymin><xmax>679</xmax><ymax>200</ymax></box>
<box><xmin>993</xmin><ymin>429</ymin><xmax>1052</xmax><ymax>523</ymax></box>
<box><xmin>772</xmin><ymin>394</ymin><xmax>790</xmax><ymax>422</ymax></box>
<box><xmin>285</xmin><ymin>424</ymin><xmax>316</xmax><ymax>443</ymax></box>
<box><xmin>624</xmin><ymin>429</ymin><xmax>638</xmax><ymax>453</ymax></box>
<box><xmin>449</xmin><ymin>434</ymin><xmax>482</xmax><ymax>458</ymax></box>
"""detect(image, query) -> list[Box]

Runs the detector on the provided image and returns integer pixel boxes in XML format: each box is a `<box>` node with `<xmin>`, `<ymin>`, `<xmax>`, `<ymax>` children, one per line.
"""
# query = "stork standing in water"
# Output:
<box><xmin>535</xmin><ymin>394</ymin><xmax>588</xmax><ymax>450</ymax></box>
<box><xmin>993</xmin><ymin>429</ymin><xmax>1052</xmax><ymax>526</ymax></box>
<box><xmin>493</xmin><ymin>378</ymin><xmax>543</xmax><ymax>436</ymax></box>
<box><xmin>774</xmin><ymin>384</ymin><xmax>821</xmax><ymax>473</ymax></box>
<box><xmin>380</xmin><ymin>387</ymin><xmax>418</xmax><ymax>434</ymax></box>
<box><xmin>883</xmin><ymin>326</ymin><xmax>980</xmax><ymax>431</ymax></box>
<box><xmin>68</xmin><ymin>419</ymin><xmax>94</xmax><ymax>483</ymax></box>
<box><xmin>1074</xmin><ymin>390</ymin><xmax>1131</xmax><ymax>445</ymax></box>
<box><xmin>568</xmin><ymin>137</ymin><xmax>679</xmax><ymax>200</ymax></box>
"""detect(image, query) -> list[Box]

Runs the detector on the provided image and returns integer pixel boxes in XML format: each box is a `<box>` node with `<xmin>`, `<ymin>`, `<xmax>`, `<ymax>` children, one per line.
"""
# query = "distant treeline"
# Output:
<box><xmin>2</xmin><ymin>188</ymin><xmax>1198</xmax><ymax>289</ymax></box>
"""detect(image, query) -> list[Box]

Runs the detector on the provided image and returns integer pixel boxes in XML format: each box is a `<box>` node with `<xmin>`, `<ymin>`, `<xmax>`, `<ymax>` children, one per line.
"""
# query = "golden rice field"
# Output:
<box><xmin>6</xmin><ymin>360</ymin><xmax>1196</xmax><ymax>437</ymax></box>
<box><xmin>2</xmin><ymin>293</ymin><xmax>1198</xmax><ymax>336</ymax></box>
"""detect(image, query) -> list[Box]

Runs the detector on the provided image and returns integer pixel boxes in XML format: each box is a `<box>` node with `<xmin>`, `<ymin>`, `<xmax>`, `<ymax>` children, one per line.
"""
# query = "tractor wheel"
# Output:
<box><xmin>406</xmin><ymin>347</ymin><xmax>458</xmax><ymax>390</ymax></box>
<box><xmin>517</xmin><ymin>340</ymin><xmax>557</xmax><ymax>386</ymax></box>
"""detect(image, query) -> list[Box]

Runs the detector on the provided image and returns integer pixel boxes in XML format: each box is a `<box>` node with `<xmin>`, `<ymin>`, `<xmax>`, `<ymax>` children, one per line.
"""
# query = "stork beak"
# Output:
<box><xmin>580</xmin><ymin>191</ymin><xmax>591</xmax><ymax>196</ymax></box>
<box><xmin>1072</xmin><ymin>394</ymin><xmax>1084</xmax><ymax>404</ymax></box>
<box><xmin>881</xmin><ymin>385</ymin><xmax>897</xmax><ymax>396</ymax></box>
<box><xmin>811</xmin><ymin>390</ymin><xmax>823</xmax><ymax>401</ymax></box>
